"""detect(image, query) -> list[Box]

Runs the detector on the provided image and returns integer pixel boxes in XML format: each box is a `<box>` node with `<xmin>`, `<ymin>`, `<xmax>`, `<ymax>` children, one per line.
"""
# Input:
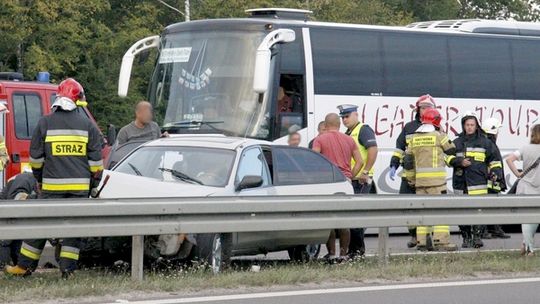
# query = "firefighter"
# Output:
<box><xmin>447</xmin><ymin>111</ymin><xmax>503</xmax><ymax>248</ymax></box>
<box><xmin>338</xmin><ymin>104</ymin><xmax>378</xmax><ymax>258</ymax></box>
<box><xmin>0</xmin><ymin>172</ymin><xmax>38</xmax><ymax>267</ymax></box>
<box><xmin>0</xmin><ymin>103</ymin><xmax>10</xmax><ymax>171</ymax></box>
<box><xmin>389</xmin><ymin>94</ymin><xmax>436</xmax><ymax>248</ymax></box>
<box><xmin>5</xmin><ymin>78</ymin><xmax>103</xmax><ymax>278</ymax></box>
<box><xmin>403</xmin><ymin>108</ymin><xmax>457</xmax><ymax>251</ymax></box>
<box><xmin>481</xmin><ymin>117</ymin><xmax>510</xmax><ymax>239</ymax></box>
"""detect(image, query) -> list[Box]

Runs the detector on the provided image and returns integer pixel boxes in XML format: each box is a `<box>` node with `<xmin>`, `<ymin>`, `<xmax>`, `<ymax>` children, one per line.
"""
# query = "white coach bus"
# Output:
<box><xmin>118</xmin><ymin>8</ymin><xmax>540</xmax><ymax>193</ymax></box>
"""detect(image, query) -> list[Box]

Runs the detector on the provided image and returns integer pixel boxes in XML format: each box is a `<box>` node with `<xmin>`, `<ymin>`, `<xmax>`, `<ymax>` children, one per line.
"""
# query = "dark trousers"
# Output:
<box><xmin>0</xmin><ymin>240</ymin><xmax>21</xmax><ymax>266</ymax></box>
<box><xmin>18</xmin><ymin>192</ymin><xmax>87</xmax><ymax>272</ymax></box>
<box><xmin>349</xmin><ymin>180</ymin><xmax>373</xmax><ymax>256</ymax></box>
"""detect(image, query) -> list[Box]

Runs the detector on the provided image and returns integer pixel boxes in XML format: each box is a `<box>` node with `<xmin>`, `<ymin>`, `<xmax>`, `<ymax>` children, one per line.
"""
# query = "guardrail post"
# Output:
<box><xmin>131</xmin><ymin>235</ymin><xmax>144</xmax><ymax>281</ymax></box>
<box><xmin>378</xmin><ymin>227</ymin><xmax>389</xmax><ymax>264</ymax></box>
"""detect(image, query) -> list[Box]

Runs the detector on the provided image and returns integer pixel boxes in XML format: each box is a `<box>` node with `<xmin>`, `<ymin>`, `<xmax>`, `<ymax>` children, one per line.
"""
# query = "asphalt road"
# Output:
<box><xmin>104</xmin><ymin>277</ymin><xmax>540</xmax><ymax>304</ymax></box>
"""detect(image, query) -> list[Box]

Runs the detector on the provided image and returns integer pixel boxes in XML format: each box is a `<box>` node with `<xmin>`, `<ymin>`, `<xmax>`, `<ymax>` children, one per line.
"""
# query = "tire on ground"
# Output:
<box><xmin>192</xmin><ymin>233</ymin><xmax>232</xmax><ymax>273</ymax></box>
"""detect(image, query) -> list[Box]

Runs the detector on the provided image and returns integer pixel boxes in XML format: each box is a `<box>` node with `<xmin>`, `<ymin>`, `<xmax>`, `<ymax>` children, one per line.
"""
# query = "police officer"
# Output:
<box><xmin>338</xmin><ymin>104</ymin><xmax>378</xmax><ymax>258</ymax></box>
<box><xmin>5</xmin><ymin>78</ymin><xmax>103</xmax><ymax>278</ymax></box>
<box><xmin>447</xmin><ymin>111</ymin><xmax>503</xmax><ymax>248</ymax></box>
<box><xmin>389</xmin><ymin>94</ymin><xmax>436</xmax><ymax>248</ymax></box>
<box><xmin>0</xmin><ymin>172</ymin><xmax>38</xmax><ymax>267</ymax></box>
<box><xmin>481</xmin><ymin>117</ymin><xmax>510</xmax><ymax>239</ymax></box>
<box><xmin>403</xmin><ymin>108</ymin><xmax>457</xmax><ymax>251</ymax></box>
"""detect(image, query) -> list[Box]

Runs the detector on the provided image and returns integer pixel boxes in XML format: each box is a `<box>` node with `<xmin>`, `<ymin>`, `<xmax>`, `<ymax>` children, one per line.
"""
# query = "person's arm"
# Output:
<box><xmin>116</xmin><ymin>126</ymin><xmax>128</xmax><ymax>145</ymax></box>
<box><xmin>351</xmin><ymin>147</ymin><xmax>363</xmax><ymax>178</ymax></box>
<box><xmin>0</xmin><ymin>136</ymin><xmax>9</xmax><ymax>171</ymax></box>
<box><xmin>365</xmin><ymin>147</ymin><xmax>378</xmax><ymax>171</ymax></box>
<box><xmin>87</xmin><ymin>123</ymin><xmax>104</xmax><ymax>197</ymax></box>
<box><xmin>506</xmin><ymin>151</ymin><xmax>523</xmax><ymax>178</ymax></box>
<box><xmin>358</xmin><ymin>125</ymin><xmax>378</xmax><ymax>175</ymax></box>
<box><xmin>312</xmin><ymin>138</ymin><xmax>321</xmax><ymax>153</ymax></box>
<box><xmin>29</xmin><ymin>118</ymin><xmax>46</xmax><ymax>185</ymax></box>
<box><xmin>440</xmin><ymin>134</ymin><xmax>456</xmax><ymax>156</ymax></box>
<box><xmin>390</xmin><ymin>127</ymin><xmax>407</xmax><ymax>169</ymax></box>
<box><xmin>445</xmin><ymin>137</ymin><xmax>469</xmax><ymax>168</ymax></box>
<box><xmin>486</xmin><ymin>140</ymin><xmax>503</xmax><ymax>178</ymax></box>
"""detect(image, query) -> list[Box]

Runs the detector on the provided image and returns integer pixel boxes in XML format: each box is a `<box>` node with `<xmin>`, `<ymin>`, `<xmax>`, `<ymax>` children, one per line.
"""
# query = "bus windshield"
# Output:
<box><xmin>149</xmin><ymin>30</ymin><xmax>271</xmax><ymax>139</ymax></box>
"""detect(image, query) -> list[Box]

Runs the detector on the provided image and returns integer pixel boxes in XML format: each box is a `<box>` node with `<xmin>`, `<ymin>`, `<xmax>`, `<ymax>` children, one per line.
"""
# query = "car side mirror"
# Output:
<box><xmin>236</xmin><ymin>175</ymin><xmax>263</xmax><ymax>191</ymax></box>
<box><xmin>106</xmin><ymin>124</ymin><xmax>117</xmax><ymax>146</ymax></box>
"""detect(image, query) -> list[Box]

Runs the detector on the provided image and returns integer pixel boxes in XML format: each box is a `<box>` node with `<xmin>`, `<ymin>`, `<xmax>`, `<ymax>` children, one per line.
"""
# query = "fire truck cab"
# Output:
<box><xmin>0</xmin><ymin>72</ymin><xmax>110</xmax><ymax>187</ymax></box>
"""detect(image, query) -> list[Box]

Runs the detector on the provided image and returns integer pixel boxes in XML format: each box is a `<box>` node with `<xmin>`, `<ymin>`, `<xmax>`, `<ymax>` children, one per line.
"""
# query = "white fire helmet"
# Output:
<box><xmin>482</xmin><ymin>117</ymin><xmax>502</xmax><ymax>135</ymax></box>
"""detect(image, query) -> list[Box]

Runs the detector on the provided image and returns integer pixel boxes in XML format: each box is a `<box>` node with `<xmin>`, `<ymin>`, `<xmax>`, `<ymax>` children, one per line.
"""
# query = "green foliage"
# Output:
<box><xmin>0</xmin><ymin>0</ymin><xmax>539</xmax><ymax>128</ymax></box>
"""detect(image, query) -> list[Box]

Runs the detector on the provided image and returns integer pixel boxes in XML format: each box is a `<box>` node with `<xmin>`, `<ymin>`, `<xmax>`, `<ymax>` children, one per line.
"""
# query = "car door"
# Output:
<box><xmin>234</xmin><ymin>146</ymin><xmax>275</xmax><ymax>196</ymax></box>
<box><xmin>271</xmin><ymin>146</ymin><xmax>352</xmax><ymax>195</ymax></box>
<box><xmin>233</xmin><ymin>145</ymin><xmax>277</xmax><ymax>252</ymax></box>
<box><xmin>264</xmin><ymin>146</ymin><xmax>353</xmax><ymax>250</ymax></box>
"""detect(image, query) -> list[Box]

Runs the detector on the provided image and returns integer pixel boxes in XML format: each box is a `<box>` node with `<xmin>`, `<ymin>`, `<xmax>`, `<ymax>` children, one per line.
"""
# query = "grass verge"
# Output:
<box><xmin>1</xmin><ymin>251</ymin><xmax>540</xmax><ymax>303</ymax></box>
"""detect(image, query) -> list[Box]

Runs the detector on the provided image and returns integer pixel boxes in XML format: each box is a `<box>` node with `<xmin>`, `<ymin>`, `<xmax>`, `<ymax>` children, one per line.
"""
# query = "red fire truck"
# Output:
<box><xmin>0</xmin><ymin>72</ymin><xmax>111</xmax><ymax>186</ymax></box>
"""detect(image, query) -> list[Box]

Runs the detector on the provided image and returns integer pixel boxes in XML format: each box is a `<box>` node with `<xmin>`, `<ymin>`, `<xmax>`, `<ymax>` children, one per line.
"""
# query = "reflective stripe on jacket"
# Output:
<box><xmin>30</xmin><ymin>109</ymin><xmax>103</xmax><ymax>193</ymax></box>
<box><xmin>448</xmin><ymin>132</ymin><xmax>502</xmax><ymax>195</ymax></box>
<box><xmin>404</xmin><ymin>130</ymin><xmax>455</xmax><ymax>188</ymax></box>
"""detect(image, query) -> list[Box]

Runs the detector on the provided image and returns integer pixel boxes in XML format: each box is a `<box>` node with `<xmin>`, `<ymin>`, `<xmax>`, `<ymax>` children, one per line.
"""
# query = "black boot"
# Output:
<box><xmin>407</xmin><ymin>236</ymin><xmax>417</xmax><ymax>248</ymax></box>
<box><xmin>460</xmin><ymin>227</ymin><xmax>472</xmax><ymax>248</ymax></box>
<box><xmin>489</xmin><ymin>225</ymin><xmax>511</xmax><ymax>239</ymax></box>
<box><xmin>472</xmin><ymin>226</ymin><xmax>484</xmax><ymax>248</ymax></box>
<box><xmin>426</xmin><ymin>234</ymin><xmax>434</xmax><ymax>251</ymax></box>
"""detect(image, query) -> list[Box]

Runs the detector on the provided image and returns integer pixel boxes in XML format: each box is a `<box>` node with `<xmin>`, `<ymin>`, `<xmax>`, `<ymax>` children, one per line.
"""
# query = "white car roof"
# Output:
<box><xmin>142</xmin><ymin>134</ymin><xmax>272</xmax><ymax>150</ymax></box>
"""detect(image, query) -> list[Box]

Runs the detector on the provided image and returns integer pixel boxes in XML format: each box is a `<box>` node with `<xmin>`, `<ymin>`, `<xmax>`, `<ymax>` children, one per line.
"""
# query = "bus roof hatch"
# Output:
<box><xmin>407</xmin><ymin>19</ymin><xmax>540</xmax><ymax>37</ymax></box>
<box><xmin>246</xmin><ymin>8</ymin><xmax>312</xmax><ymax>21</ymax></box>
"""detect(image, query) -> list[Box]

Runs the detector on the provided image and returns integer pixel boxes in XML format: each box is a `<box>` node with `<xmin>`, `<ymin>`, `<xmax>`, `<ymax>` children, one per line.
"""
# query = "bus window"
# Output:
<box><xmin>449</xmin><ymin>36</ymin><xmax>513</xmax><ymax>99</ymax></box>
<box><xmin>383</xmin><ymin>33</ymin><xmax>450</xmax><ymax>97</ymax></box>
<box><xmin>513</xmin><ymin>39</ymin><xmax>540</xmax><ymax>100</ymax></box>
<box><xmin>277</xmin><ymin>74</ymin><xmax>305</xmax><ymax>137</ymax></box>
<box><xmin>311</xmin><ymin>29</ymin><xmax>383</xmax><ymax>96</ymax></box>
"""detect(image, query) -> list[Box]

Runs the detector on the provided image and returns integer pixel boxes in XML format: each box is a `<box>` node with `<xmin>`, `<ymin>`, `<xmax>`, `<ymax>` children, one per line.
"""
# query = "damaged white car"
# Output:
<box><xmin>98</xmin><ymin>134</ymin><xmax>353</xmax><ymax>272</ymax></box>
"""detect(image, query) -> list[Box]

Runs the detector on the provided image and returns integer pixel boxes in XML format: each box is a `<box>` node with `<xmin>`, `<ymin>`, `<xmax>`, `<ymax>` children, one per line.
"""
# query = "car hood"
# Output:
<box><xmin>98</xmin><ymin>170</ymin><xmax>224</xmax><ymax>198</ymax></box>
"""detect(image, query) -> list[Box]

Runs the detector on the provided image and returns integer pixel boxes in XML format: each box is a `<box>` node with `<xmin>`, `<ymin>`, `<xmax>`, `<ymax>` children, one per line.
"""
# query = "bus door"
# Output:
<box><xmin>5</xmin><ymin>88</ymin><xmax>47</xmax><ymax>179</ymax></box>
<box><xmin>274</xmin><ymin>28</ymin><xmax>309</xmax><ymax>143</ymax></box>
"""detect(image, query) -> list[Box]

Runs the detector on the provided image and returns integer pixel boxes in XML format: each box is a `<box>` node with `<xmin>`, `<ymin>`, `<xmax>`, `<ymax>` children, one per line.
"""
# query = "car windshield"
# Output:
<box><xmin>114</xmin><ymin>146</ymin><xmax>236</xmax><ymax>187</ymax></box>
<box><xmin>148</xmin><ymin>30</ymin><xmax>271</xmax><ymax>139</ymax></box>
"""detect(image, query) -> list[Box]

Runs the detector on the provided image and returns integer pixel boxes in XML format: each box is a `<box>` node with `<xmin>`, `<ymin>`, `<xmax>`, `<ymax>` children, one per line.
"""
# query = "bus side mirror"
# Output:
<box><xmin>253</xmin><ymin>29</ymin><xmax>296</xmax><ymax>94</ymax></box>
<box><xmin>118</xmin><ymin>35</ymin><xmax>160</xmax><ymax>97</ymax></box>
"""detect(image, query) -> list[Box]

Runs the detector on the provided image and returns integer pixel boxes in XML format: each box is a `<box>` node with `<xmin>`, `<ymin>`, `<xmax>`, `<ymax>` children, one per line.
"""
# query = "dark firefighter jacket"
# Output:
<box><xmin>29</xmin><ymin>108</ymin><xmax>103</xmax><ymax>194</ymax></box>
<box><xmin>0</xmin><ymin>172</ymin><xmax>37</xmax><ymax>200</ymax></box>
<box><xmin>390</xmin><ymin>115</ymin><xmax>422</xmax><ymax>171</ymax></box>
<box><xmin>447</xmin><ymin>122</ymin><xmax>503</xmax><ymax>195</ymax></box>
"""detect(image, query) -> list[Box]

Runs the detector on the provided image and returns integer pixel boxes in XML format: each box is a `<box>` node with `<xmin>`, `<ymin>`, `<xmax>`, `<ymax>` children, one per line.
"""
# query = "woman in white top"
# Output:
<box><xmin>506</xmin><ymin>124</ymin><xmax>540</xmax><ymax>256</ymax></box>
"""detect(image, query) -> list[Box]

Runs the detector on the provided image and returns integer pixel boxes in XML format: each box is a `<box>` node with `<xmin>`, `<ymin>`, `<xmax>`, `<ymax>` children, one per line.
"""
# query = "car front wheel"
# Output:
<box><xmin>193</xmin><ymin>233</ymin><xmax>232</xmax><ymax>274</ymax></box>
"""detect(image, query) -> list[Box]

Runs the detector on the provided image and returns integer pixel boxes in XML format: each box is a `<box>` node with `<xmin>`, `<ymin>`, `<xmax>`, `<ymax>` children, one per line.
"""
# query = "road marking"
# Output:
<box><xmin>110</xmin><ymin>277</ymin><xmax>540</xmax><ymax>304</ymax></box>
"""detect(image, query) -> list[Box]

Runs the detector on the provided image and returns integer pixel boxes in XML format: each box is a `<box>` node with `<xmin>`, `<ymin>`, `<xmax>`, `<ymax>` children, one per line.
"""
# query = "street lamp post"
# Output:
<box><xmin>157</xmin><ymin>0</ymin><xmax>190</xmax><ymax>22</ymax></box>
<box><xmin>184</xmin><ymin>0</ymin><xmax>190</xmax><ymax>22</ymax></box>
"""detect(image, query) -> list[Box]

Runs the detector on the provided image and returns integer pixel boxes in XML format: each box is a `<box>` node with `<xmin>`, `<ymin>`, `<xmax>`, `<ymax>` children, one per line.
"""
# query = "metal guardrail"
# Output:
<box><xmin>1</xmin><ymin>195</ymin><xmax>538</xmax><ymax>281</ymax></box>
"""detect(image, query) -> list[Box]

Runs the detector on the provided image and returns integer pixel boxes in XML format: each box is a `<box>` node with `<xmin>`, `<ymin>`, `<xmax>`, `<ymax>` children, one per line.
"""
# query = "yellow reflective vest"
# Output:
<box><xmin>349</xmin><ymin>123</ymin><xmax>374</xmax><ymax>178</ymax></box>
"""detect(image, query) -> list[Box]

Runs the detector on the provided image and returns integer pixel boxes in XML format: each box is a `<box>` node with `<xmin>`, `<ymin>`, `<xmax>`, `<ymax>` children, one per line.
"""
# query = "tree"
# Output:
<box><xmin>1</xmin><ymin>0</ymin><xmax>540</xmax><ymax>129</ymax></box>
